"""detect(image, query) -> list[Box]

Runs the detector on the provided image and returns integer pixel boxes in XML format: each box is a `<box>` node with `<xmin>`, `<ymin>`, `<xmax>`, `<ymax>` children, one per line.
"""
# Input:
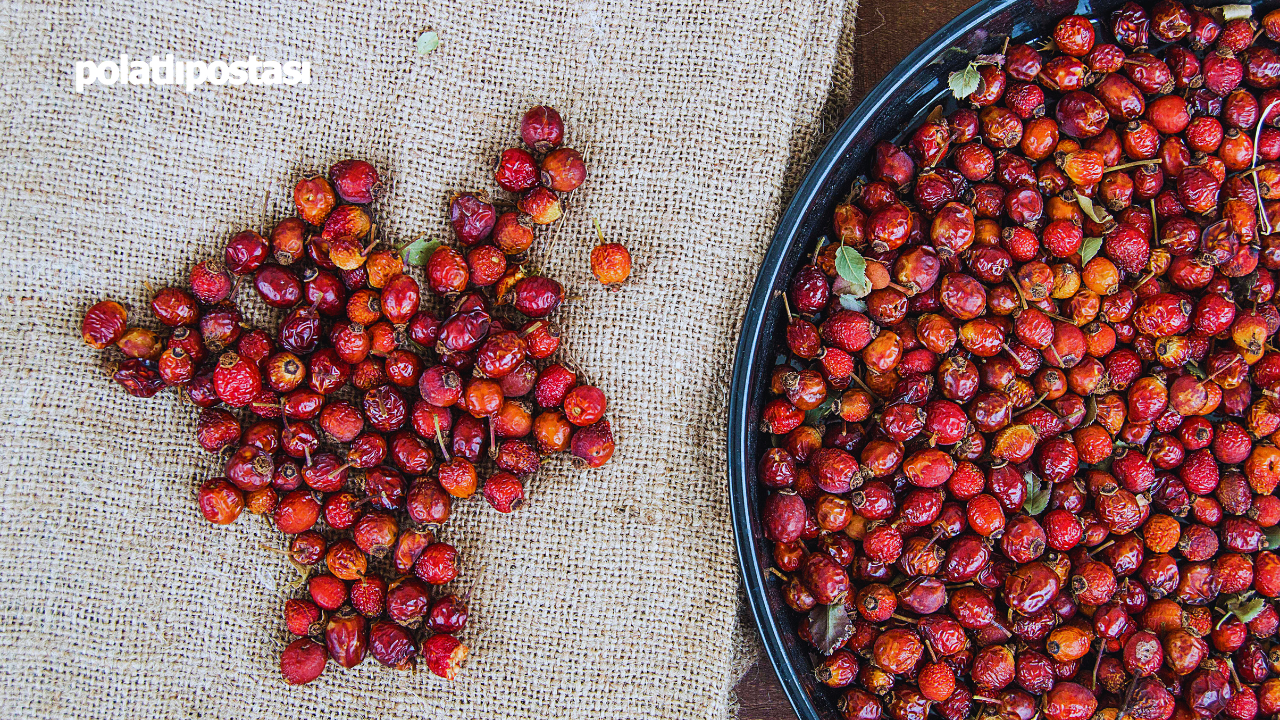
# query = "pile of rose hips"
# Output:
<box><xmin>81</xmin><ymin>106</ymin><xmax>619</xmax><ymax>686</ymax></box>
<box><xmin>758</xmin><ymin>4</ymin><xmax>1280</xmax><ymax>720</ymax></box>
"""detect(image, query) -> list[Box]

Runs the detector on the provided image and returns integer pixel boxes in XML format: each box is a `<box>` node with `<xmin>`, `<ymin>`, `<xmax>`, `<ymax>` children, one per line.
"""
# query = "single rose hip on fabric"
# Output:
<box><xmin>422</xmin><ymin>633</ymin><xmax>469</xmax><ymax>680</ymax></box>
<box><xmin>518</xmin><ymin>187</ymin><xmax>563</xmax><ymax>225</ymax></box>
<box><xmin>570</xmin><ymin>419</ymin><xmax>615</xmax><ymax>468</ymax></box>
<box><xmin>287</xmin><ymin>531</ymin><xmax>326</xmax><ymax>566</ymax></box>
<box><xmin>414</xmin><ymin>542</ymin><xmax>458</xmax><ymax>585</ymax></box>
<box><xmin>189</xmin><ymin>258</ymin><xmax>233</xmax><ymax>305</ymax></box>
<box><xmin>271</xmin><ymin>217</ymin><xmax>306</xmax><ymax>265</ymax></box>
<box><xmin>319</xmin><ymin>204</ymin><xmax>371</xmax><ymax>245</ymax></box>
<box><xmin>324</xmin><ymin>607</ymin><xmax>368</xmax><ymax>668</ymax></box>
<box><xmin>294</xmin><ymin>176</ymin><xmax>336</xmax><ymax>226</ymax></box>
<box><xmin>150</xmin><ymin>287</ymin><xmax>198</xmax><ymax>327</ymax></box>
<box><xmin>482</xmin><ymin>471</ymin><xmax>525</xmax><ymax>512</ymax></box>
<box><xmin>562</xmin><ymin>385</ymin><xmax>607</xmax><ymax>426</ymax></box>
<box><xmin>380</xmin><ymin>273</ymin><xmax>420</xmax><ymax>326</ymax></box>
<box><xmin>280</xmin><ymin>638</ymin><xmax>328</xmax><ymax>685</ymax></box>
<box><xmin>82</xmin><ymin>300</ymin><xmax>128</xmax><ymax>349</ymax></box>
<box><xmin>496</xmin><ymin>438</ymin><xmax>541</xmax><ymax>476</ymax></box>
<box><xmin>540</xmin><ymin>147</ymin><xmax>586</xmax><ymax>192</ymax></box>
<box><xmin>591</xmin><ymin>242</ymin><xmax>632</xmax><ymax>285</ymax></box>
<box><xmin>493</xmin><ymin>211</ymin><xmax>535</xmax><ymax>255</ymax></box>
<box><xmin>426</xmin><ymin>245</ymin><xmax>470</xmax><ymax>296</ymax></box>
<box><xmin>427</xmin><ymin>593</ymin><xmax>470</xmax><ymax>634</ymax></box>
<box><xmin>368</xmin><ymin>620</ymin><xmax>416</xmax><ymax>670</ymax></box>
<box><xmin>284</xmin><ymin>598</ymin><xmax>324</xmax><ymax>637</ymax></box>
<box><xmin>197</xmin><ymin>478</ymin><xmax>244</xmax><ymax>525</ymax></box>
<box><xmin>224</xmin><ymin>230</ymin><xmax>268</xmax><ymax>275</ymax></box>
<box><xmin>329</xmin><ymin>159</ymin><xmax>379</xmax><ymax>203</ymax></box>
<box><xmin>274</xmin><ymin>490</ymin><xmax>321</xmax><ymax>535</ymax></box>
<box><xmin>438</xmin><ymin>458</ymin><xmax>478</xmax><ymax>498</ymax></box>
<box><xmin>349</xmin><ymin>574</ymin><xmax>388</xmax><ymax>618</ymax></box>
<box><xmin>157</xmin><ymin>347</ymin><xmax>195</xmax><ymax>385</ymax></box>
<box><xmin>520</xmin><ymin>105</ymin><xmax>564</xmax><ymax>153</ymax></box>
<box><xmin>467</xmin><ymin>244</ymin><xmax>507</xmax><ymax>287</ymax></box>
<box><xmin>114</xmin><ymin>327</ymin><xmax>162</xmax><ymax>360</ymax></box>
<box><xmin>449</xmin><ymin>192</ymin><xmax>496</xmax><ymax>246</ymax></box>
<box><xmin>494</xmin><ymin>147</ymin><xmax>539</xmax><ymax>192</ymax></box>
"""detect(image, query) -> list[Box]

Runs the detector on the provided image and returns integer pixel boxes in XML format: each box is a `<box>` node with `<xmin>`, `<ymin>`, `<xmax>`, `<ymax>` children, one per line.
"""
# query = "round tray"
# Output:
<box><xmin>727</xmin><ymin>0</ymin><xmax>1146</xmax><ymax>718</ymax></box>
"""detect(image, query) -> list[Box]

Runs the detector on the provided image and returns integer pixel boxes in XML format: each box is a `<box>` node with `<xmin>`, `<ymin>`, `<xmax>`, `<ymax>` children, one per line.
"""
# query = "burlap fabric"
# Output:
<box><xmin>0</xmin><ymin>0</ymin><xmax>857</xmax><ymax>716</ymax></box>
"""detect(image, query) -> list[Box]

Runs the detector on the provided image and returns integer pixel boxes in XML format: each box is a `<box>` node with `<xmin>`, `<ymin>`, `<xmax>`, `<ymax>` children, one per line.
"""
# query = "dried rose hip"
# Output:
<box><xmin>82</xmin><ymin>300</ymin><xmax>128</xmax><ymax>349</ymax></box>
<box><xmin>280</xmin><ymin>637</ymin><xmax>327</xmax><ymax>685</ymax></box>
<box><xmin>518</xmin><ymin>187</ymin><xmax>563</xmax><ymax>225</ymax></box>
<box><xmin>540</xmin><ymin>148</ymin><xmax>586</xmax><ymax>192</ymax></box>
<box><xmin>330</xmin><ymin>159</ymin><xmax>379</xmax><ymax>204</ymax></box>
<box><xmin>591</xmin><ymin>242</ymin><xmax>632</xmax><ymax>286</ymax></box>
<box><xmin>520</xmin><ymin>105</ymin><xmax>564</xmax><ymax>153</ymax></box>
<box><xmin>494</xmin><ymin>147</ymin><xmax>539</xmax><ymax>192</ymax></box>
<box><xmin>449</xmin><ymin>193</ymin><xmax>496</xmax><ymax>246</ymax></box>
<box><xmin>422</xmin><ymin>633</ymin><xmax>468</xmax><ymax>680</ymax></box>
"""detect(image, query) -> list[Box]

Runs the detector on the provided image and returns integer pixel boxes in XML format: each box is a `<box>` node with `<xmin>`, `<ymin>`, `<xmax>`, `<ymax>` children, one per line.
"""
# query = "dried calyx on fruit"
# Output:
<box><xmin>759</xmin><ymin>3</ymin><xmax>1280</xmax><ymax>718</ymax></box>
<box><xmin>81</xmin><ymin>103</ymin><xmax>619</xmax><ymax>687</ymax></box>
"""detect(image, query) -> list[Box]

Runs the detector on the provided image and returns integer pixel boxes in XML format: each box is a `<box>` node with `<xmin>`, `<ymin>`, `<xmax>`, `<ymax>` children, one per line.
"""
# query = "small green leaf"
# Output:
<box><xmin>402</xmin><ymin>238</ymin><xmax>442</xmax><ymax>266</ymax></box>
<box><xmin>834</xmin><ymin>246</ymin><xmax>872</xmax><ymax>299</ymax></box>
<box><xmin>416</xmin><ymin>30</ymin><xmax>440</xmax><ymax>55</ymax></box>
<box><xmin>1023</xmin><ymin>471</ymin><xmax>1052</xmax><ymax>516</ymax></box>
<box><xmin>1222</xmin><ymin>4</ymin><xmax>1253</xmax><ymax>21</ymax></box>
<box><xmin>839</xmin><ymin>295</ymin><xmax>867</xmax><ymax>312</ymax></box>
<box><xmin>809</xmin><ymin>602</ymin><xmax>854</xmax><ymax>656</ymax></box>
<box><xmin>1235</xmin><ymin>597</ymin><xmax>1268</xmax><ymax>623</ymax></box>
<box><xmin>805</xmin><ymin>396</ymin><xmax>840</xmax><ymax>428</ymax></box>
<box><xmin>1080</xmin><ymin>236</ymin><xmax>1104</xmax><ymax>265</ymax></box>
<box><xmin>947</xmin><ymin>64</ymin><xmax>981</xmax><ymax>100</ymax></box>
<box><xmin>1075</xmin><ymin>192</ymin><xmax>1107</xmax><ymax>224</ymax></box>
<box><xmin>1186</xmin><ymin>362</ymin><xmax>1206</xmax><ymax>381</ymax></box>
<box><xmin>1267</xmin><ymin>526</ymin><xmax>1280</xmax><ymax>551</ymax></box>
<box><xmin>1083</xmin><ymin>394</ymin><xmax>1099</xmax><ymax>429</ymax></box>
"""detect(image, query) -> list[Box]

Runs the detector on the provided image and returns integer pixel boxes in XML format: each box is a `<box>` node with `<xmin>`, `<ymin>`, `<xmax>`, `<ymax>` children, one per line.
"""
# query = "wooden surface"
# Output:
<box><xmin>732</xmin><ymin>1</ymin><xmax>978</xmax><ymax>718</ymax></box>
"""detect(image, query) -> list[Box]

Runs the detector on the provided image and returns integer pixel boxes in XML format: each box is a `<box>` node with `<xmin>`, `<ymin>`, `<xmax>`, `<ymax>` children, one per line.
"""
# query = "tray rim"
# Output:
<box><xmin>727</xmin><ymin>1</ymin><xmax>1044</xmax><ymax>717</ymax></box>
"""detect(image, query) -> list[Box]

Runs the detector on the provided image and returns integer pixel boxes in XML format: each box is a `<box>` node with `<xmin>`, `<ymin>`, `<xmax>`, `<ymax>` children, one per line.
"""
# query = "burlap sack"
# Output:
<box><xmin>0</xmin><ymin>0</ymin><xmax>855</xmax><ymax>716</ymax></box>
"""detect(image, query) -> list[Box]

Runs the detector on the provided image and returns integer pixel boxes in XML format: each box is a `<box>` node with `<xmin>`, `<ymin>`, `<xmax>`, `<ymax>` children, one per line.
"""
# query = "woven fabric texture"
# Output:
<box><xmin>0</xmin><ymin>0</ymin><xmax>852</xmax><ymax>717</ymax></box>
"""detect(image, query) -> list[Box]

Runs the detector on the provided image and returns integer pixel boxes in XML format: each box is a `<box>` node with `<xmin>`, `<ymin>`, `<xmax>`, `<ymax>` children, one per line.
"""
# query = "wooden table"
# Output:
<box><xmin>732</xmin><ymin>0</ymin><xmax>979</xmax><ymax>717</ymax></box>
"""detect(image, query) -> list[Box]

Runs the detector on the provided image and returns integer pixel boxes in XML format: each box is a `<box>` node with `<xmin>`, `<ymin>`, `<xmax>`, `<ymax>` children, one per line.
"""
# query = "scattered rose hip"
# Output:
<box><xmin>757</xmin><ymin>4</ymin><xmax>1280</xmax><ymax>720</ymax></box>
<box><xmin>81</xmin><ymin>106</ymin><xmax>617</xmax><ymax>686</ymax></box>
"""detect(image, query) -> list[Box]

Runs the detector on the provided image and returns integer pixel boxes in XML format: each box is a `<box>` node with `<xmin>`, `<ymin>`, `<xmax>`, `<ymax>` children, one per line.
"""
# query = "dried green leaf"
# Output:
<box><xmin>1075</xmin><ymin>192</ymin><xmax>1106</xmax><ymax>224</ymax></box>
<box><xmin>1235</xmin><ymin>597</ymin><xmax>1268</xmax><ymax>623</ymax></box>
<box><xmin>1080</xmin><ymin>236</ymin><xmax>1104</xmax><ymax>265</ymax></box>
<box><xmin>1222</xmin><ymin>4</ymin><xmax>1253</xmax><ymax>21</ymax></box>
<box><xmin>809</xmin><ymin>602</ymin><xmax>854</xmax><ymax>656</ymax></box>
<box><xmin>948</xmin><ymin>64</ymin><xmax>982</xmax><ymax>100</ymax></box>
<box><xmin>416</xmin><ymin>30</ymin><xmax>440</xmax><ymax>54</ymax></box>
<box><xmin>839</xmin><ymin>295</ymin><xmax>867</xmax><ymax>312</ymax></box>
<box><xmin>835</xmin><ymin>246</ymin><xmax>871</xmax><ymax>298</ymax></box>
<box><xmin>1023</xmin><ymin>471</ymin><xmax>1052</xmax><ymax>516</ymax></box>
<box><xmin>1186</xmin><ymin>362</ymin><xmax>1206</xmax><ymax>380</ymax></box>
<box><xmin>805</xmin><ymin>396</ymin><xmax>840</xmax><ymax>428</ymax></box>
<box><xmin>1083</xmin><ymin>394</ymin><xmax>1099</xmax><ymax>428</ymax></box>
<box><xmin>1267</xmin><ymin>526</ymin><xmax>1280</xmax><ymax>551</ymax></box>
<box><xmin>401</xmin><ymin>238</ymin><xmax>442</xmax><ymax>266</ymax></box>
